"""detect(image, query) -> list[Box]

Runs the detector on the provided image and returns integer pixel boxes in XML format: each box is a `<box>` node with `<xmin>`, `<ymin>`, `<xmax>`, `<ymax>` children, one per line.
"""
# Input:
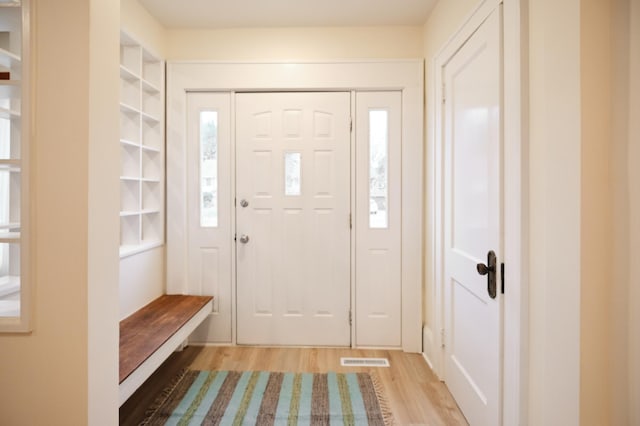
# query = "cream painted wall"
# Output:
<box><xmin>421</xmin><ymin>0</ymin><xmax>479</xmax><ymax>367</ymax></box>
<box><xmin>88</xmin><ymin>0</ymin><xmax>120</xmax><ymax>423</ymax></box>
<box><xmin>166</xmin><ymin>26</ymin><xmax>423</xmax><ymax>61</ymax></box>
<box><xmin>0</xmin><ymin>0</ymin><xmax>120</xmax><ymax>424</ymax></box>
<box><xmin>610</xmin><ymin>1</ymin><xmax>631</xmax><ymax>424</ymax></box>
<box><xmin>528</xmin><ymin>0</ymin><xmax>583</xmax><ymax>423</ymax></box>
<box><xmin>627</xmin><ymin>1</ymin><xmax>640</xmax><ymax>423</ymax></box>
<box><xmin>120</xmin><ymin>250</ymin><xmax>164</xmax><ymax>319</ymax></box>
<box><xmin>579</xmin><ymin>0</ymin><xmax>613</xmax><ymax>425</ymax></box>
<box><xmin>611</xmin><ymin>0</ymin><xmax>639</xmax><ymax>423</ymax></box>
<box><xmin>121</xmin><ymin>0</ymin><xmax>166</xmax><ymax>57</ymax></box>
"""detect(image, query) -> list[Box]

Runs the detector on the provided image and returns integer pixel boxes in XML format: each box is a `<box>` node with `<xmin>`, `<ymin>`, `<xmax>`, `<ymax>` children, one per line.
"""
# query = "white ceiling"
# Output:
<box><xmin>138</xmin><ymin>0</ymin><xmax>437</xmax><ymax>29</ymax></box>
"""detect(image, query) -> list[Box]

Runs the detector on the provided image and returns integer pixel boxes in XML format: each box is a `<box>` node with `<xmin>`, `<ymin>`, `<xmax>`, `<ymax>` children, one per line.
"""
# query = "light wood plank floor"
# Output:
<box><xmin>120</xmin><ymin>346</ymin><xmax>468</xmax><ymax>425</ymax></box>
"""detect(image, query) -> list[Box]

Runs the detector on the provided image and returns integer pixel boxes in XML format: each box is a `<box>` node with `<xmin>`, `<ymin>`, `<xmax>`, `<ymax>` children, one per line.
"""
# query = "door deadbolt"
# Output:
<box><xmin>476</xmin><ymin>250</ymin><xmax>497</xmax><ymax>299</ymax></box>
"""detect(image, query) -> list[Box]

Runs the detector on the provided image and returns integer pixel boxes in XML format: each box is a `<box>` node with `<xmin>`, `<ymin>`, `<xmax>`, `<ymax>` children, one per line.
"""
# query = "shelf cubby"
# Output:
<box><xmin>141</xmin><ymin>149</ymin><xmax>160</xmax><ymax>181</ymax></box>
<box><xmin>120</xmin><ymin>72</ymin><xmax>140</xmax><ymax>111</ymax></box>
<box><xmin>120</xmin><ymin>214</ymin><xmax>141</xmax><ymax>248</ymax></box>
<box><xmin>141</xmin><ymin>118</ymin><xmax>161</xmax><ymax>150</ymax></box>
<box><xmin>121</xmin><ymin>144</ymin><xmax>140</xmax><ymax>178</ymax></box>
<box><xmin>120</xmin><ymin>179</ymin><xmax>140</xmax><ymax>213</ymax></box>
<box><xmin>120</xmin><ymin>107</ymin><xmax>140</xmax><ymax>145</ymax></box>
<box><xmin>119</xmin><ymin>31</ymin><xmax>164</xmax><ymax>256</ymax></box>
<box><xmin>141</xmin><ymin>180</ymin><xmax>160</xmax><ymax>212</ymax></box>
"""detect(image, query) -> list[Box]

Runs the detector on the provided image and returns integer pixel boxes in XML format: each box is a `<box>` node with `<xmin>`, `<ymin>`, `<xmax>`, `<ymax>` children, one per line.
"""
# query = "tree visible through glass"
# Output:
<box><xmin>369</xmin><ymin>110</ymin><xmax>388</xmax><ymax>229</ymax></box>
<box><xmin>200</xmin><ymin>111</ymin><xmax>218</xmax><ymax>227</ymax></box>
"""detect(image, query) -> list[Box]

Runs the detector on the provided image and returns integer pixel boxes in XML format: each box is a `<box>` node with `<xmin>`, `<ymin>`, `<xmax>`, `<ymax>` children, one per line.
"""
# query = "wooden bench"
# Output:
<box><xmin>119</xmin><ymin>294</ymin><xmax>213</xmax><ymax>405</ymax></box>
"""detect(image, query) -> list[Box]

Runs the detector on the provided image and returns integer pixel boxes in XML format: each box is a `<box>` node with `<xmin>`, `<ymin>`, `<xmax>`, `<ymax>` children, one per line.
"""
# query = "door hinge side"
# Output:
<box><xmin>349</xmin><ymin>116</ymin><xmax>353</xmax><ymax>132</ymax></box>
<box><xmin>441</xmin><ymin>328</ymin><xmax>445</xmax><ymax>348</ymax></box>
<box><xmin>501</xmin><ymin>262</ymin><xmax>505</xmax><ymax>294</ymax></box>
<box><xmin>349</xmin><ymin>310</ymin><xmax>352</xmax><ymax>326</ymax></box>
<box><xmin>349</xmin><ymin>213</ymin><xmax>352</xmax><ymax>229</ymax></box>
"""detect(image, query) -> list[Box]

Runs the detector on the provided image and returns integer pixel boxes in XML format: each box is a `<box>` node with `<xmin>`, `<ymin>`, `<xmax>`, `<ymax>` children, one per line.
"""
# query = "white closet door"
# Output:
<box><xmin>236</xmin><ymin>92</ymin><xmax>351</xmax><ymax>346</ymax></box>
<box><xmin>355</xmin><ymin>91</ymin><xmax>402</xmax><ymax>347</ymax></box>
<box><xmin>443</xmin><ymin>6</ymin><xmax>503</xmax><ymax>425</ymax></box>
<box><xmin>186</xmin><ymin>92</ymin><xmax>232</xmax><ymax>343</ymax></box>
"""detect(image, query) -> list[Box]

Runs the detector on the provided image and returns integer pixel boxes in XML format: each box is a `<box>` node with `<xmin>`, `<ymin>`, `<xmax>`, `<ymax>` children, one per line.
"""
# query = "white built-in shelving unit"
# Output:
<box><xmin>119</xmin><ymin>31</ymin><xmax>164</xmax><ymax>258</ymax></box>
<box><xmin>0</xmin><ymin>0</ymin><xmax>30</xmax><ymax>331</ymax></box>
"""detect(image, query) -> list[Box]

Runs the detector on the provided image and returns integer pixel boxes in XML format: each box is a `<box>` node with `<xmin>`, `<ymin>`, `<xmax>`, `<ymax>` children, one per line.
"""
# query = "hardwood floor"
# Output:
<box><xmin>120</xmin><ymin>346</ymin><xmax>468</xmax><ymax>425</ymax></box>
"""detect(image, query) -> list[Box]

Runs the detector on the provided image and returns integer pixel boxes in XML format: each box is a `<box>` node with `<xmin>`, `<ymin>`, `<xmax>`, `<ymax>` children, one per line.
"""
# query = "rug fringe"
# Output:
<box><xmin>370</xmin><ymin>371</ymin><xmax>396</xmax><ymax>426</ymax></box>
<box><xmin>139</xmin><ymin>367</ymin><xmax>190</xmax><ymax>426</ymax></box>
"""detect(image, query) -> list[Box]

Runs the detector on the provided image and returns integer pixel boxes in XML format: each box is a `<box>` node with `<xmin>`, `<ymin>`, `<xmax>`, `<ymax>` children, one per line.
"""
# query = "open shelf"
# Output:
<box><xmin>119</xmin><ymin>30</ymin><xmax>164</xmax><ymax>256</ymax></box>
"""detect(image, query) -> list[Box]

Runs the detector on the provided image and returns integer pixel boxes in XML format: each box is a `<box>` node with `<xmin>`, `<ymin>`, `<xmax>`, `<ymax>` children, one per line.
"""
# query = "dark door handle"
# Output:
<box><xmin>476</xmin><ymin>250</ymin><xmax>497</xmax><ymax>299</ymax></box>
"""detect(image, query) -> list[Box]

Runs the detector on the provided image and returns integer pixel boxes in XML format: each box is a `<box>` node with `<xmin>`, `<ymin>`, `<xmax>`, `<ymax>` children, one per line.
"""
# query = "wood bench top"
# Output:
<box><xmin>119</xmin><ymin>294</ymin><xmax>213</xmax><ymax>384</ymax></box>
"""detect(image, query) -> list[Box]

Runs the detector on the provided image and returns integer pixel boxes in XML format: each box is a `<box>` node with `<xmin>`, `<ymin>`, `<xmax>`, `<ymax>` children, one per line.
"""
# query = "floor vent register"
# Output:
<box><xmin>340</xmin><ymin>357</ymin><xmax>390</xmax><ymax>367</ymax></box>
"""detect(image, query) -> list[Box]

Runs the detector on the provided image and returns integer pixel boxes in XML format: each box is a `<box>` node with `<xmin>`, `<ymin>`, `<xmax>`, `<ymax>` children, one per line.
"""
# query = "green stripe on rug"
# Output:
<box><xmin>287</xmin><ymin>373</ymin><xmax>303</xmax><ymax>425</ymax></box>
<box><xmin>142</xmin><ymin>370</ymin><xmax>392</xmax><ymax>426</ymax></box>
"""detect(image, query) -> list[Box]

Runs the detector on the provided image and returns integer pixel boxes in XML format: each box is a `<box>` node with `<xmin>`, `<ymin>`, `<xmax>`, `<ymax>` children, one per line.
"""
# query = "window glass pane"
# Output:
<box><xmin>200</xmin><ymin>111</ymin><xmax>218</xmax><ymax>227</ymax></box>
<box><xmin>369</xmin><ymin>110</ymin><xmax>388</xmax><ymax>229</ymax></box>
<box><xmin>284</xmin><ymin>152</ymin><xmax>301</xmax><ymax>196</ymax></box>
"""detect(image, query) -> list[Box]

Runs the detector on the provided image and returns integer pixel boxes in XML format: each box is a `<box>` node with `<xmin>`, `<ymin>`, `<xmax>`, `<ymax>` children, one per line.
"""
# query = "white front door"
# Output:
<box><xmin>236</xmin><ymin>92</ymin><xmax>351</xmax><ymax>346</ymax></box>
<box><xmin>443</xmin><ymin>6</ymin><xmax>503</xmax><ymax>426</ymax></box>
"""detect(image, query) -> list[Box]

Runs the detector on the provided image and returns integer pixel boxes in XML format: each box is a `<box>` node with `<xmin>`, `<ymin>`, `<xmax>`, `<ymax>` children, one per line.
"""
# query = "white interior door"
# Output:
<box><xmin>186</xmin><ymin>92</ymin><xmax>232</xmax><ymax>343</ymax></box>
<box><xmin>236</xmin><ymin>92</ymin><xmax>351</xmax><ymax>346</ymax></box>
<box><xmin>443</xmin><ymin>6</ymin><xmax>503</xmax><ymax>426</ymax></box>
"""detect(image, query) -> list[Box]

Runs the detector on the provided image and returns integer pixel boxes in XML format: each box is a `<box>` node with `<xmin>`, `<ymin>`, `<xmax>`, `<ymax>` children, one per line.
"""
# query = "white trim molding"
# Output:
<box><xmin>166</xmin><ymin>60</ymin><xmax>424</xmax><ymax>353</ymax></box>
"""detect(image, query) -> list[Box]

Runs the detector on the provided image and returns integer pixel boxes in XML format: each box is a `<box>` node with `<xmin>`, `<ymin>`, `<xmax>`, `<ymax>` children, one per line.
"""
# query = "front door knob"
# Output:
<box><xmin>239</xmin><ymin>234</ymin><xmax>250</xmax><ymax>244</ymax></box>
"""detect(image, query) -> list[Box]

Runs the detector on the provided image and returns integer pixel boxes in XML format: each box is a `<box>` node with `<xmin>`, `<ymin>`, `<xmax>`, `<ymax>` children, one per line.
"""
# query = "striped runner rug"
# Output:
<box><xmin>141</xmin><ymin>370</ymin><xmax>393</xmax><ymax>425</ymax></box>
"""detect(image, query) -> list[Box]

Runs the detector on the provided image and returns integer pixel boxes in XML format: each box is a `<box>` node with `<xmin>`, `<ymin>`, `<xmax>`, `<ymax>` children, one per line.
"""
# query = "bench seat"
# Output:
<box><xmin>119</xmin><ymin>294</ymin><xmax>213</xmax><ymax>405</ymax></box>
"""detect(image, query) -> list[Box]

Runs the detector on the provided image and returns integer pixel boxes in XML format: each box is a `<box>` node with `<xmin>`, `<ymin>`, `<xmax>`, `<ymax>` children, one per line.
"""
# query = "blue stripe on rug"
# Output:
<box><xmin>298</xmin><ymin>373</ymin><xmax>313</xmax><ymax>425</ymax></box>
<box><xmin>274</xmin><ymin>372</ymin><xmax>294</xmax><ymax>422</ymax></box>
<box><xmin>346</xmin><ymin>372</ymin><xmax>368</xmax><ymax>422</ymax></box>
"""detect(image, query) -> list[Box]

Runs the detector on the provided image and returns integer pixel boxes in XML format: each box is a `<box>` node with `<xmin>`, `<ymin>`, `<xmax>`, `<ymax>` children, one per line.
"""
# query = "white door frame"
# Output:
<box><xmin>166</xmin><ymin>61</ymin><xmax>424</xmax><ymax>352</ymax></box>
<box><xmin>426</xmin><ymin>0</ymin><xmax>527</xmax><ymax>423</ymax></box>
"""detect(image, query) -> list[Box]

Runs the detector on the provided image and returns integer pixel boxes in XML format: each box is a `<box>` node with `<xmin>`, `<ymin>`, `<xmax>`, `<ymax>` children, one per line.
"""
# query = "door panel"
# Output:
<box><xmin>186</xmin><ymin>92</ymin><xmax>232</xmax><ymax>343</ymax></box>
<box><xmin>355</xmin><ymin>91</ymin><xmax>402</xmax><ymax>347</ymax></box>
<box><xmin>236</xmin><ymin>92</ymin><xmax>351</xmax><ymax>346</ymax></box>
<box><xmin>443</xmin><ymin>6</ymin><xmax>503</xmax><ymax>426</ymax></box>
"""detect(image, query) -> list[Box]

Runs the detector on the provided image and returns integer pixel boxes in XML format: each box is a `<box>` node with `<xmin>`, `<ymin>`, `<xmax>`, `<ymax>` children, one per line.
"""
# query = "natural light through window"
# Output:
<box><xmin>200</xmin><ymin>111</ymin><xmax>218</xmax><ymax>228</ymax></box>
<box><xmin>369</xmin><ymin>110</ymin><xmax>389</xmax><ymax>229</ymax></box>
<box><xmin>284</xmin><ymin>152</ymin><xmax>301</xmax><ymax>196</ymax></box>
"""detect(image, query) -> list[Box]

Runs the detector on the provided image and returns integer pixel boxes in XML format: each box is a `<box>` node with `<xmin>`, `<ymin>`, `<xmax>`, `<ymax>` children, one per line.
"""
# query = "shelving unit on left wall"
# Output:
<box><xmin>119</xmin><ymin>31</ymin><xmax>165</xmax><ymax>258</ymax></box>
<box><xmin>0</xmin><ymin>0</ymin><xmax>31</xmax><ymax>332</ymax></box>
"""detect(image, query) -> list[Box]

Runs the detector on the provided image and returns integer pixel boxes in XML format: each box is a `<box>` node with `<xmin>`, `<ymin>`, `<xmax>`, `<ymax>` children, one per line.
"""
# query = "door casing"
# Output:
<box><xmin>166</xmin><ymin>61</ymin><xmax>424</xmax><ymax>352</ymax></box>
